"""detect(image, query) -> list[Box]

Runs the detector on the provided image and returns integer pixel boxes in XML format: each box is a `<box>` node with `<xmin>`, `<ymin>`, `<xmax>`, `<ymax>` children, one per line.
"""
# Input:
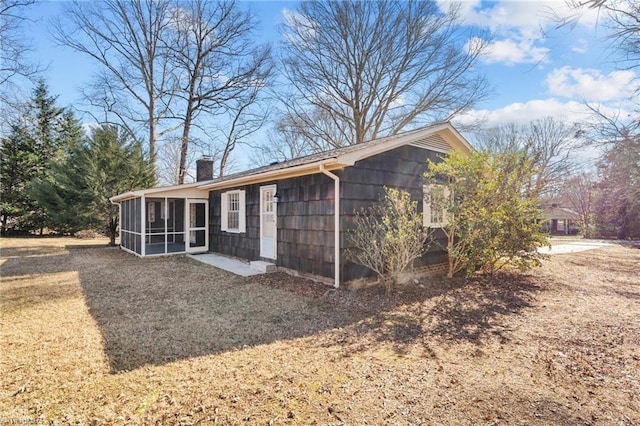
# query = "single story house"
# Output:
<box><xmin>110</xmin><ymin>122</ymin><xmax>473</xmax><ymax>287</ymax></box>
<box><xmin>540</xmin><ymin>204</ymin><xmax>580</xmax><ymax>235</ymax></box>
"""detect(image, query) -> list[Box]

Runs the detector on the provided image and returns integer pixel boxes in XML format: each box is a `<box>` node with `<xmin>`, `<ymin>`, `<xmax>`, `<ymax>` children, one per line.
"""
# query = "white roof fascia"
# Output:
<box><xmin>437</xmin><ymin>124</ymin><xmax>475</xmax><ymax>154</ymax></box>
<box><xmin>111</xmin><ymin>123</ymin><xmax>473</xmax><ymax>202</ymax></box>
<box><xmin>196</xmin><ymin>159</ymin><xmax>344</xmax><ymax>190</ymax></box>
<box><xmin>337</xmin><ymin>122</ymin><xmax>472</xmax><ymax>166</ymax></box>
<box><xmin>110</xmin><ymin>181</ymin><xmax>208</xmax><ymax>203</ymax></box>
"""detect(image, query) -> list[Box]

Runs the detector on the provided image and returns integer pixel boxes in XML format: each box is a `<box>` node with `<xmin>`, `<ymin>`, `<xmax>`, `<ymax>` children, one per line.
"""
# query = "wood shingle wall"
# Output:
<box><xmin>339</xmin><ymin>145</ymin><xmax>448</xmax><ymax>282</ymax></box>
<box><xmin>208</xmin><ymin>145</ymin><xmax>449</xmax><ymax>284</ymax></box>
<box><xmin>209</xmin><ymin>173</ymin><xmax>336</xmax><ymax>278</ymax></box>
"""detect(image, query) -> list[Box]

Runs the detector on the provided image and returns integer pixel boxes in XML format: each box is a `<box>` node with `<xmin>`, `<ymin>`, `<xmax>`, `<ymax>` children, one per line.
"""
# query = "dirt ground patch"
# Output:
<box><xmin>1</xmin><ymin>237</ymin><xmax>638</xmax><ymax>424</ymax></box>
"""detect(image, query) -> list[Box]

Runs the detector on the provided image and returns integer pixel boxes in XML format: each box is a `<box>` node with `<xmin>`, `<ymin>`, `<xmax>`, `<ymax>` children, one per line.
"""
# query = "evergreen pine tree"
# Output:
<box><xmin>0</xmin><ymin>81</ymin><xmax>68</xmax><ymax>234</ymax></box>
<box><xmin>31</xmin><ymin>124</ymin><xmax>155</xmax><ymax>244</ymax></box>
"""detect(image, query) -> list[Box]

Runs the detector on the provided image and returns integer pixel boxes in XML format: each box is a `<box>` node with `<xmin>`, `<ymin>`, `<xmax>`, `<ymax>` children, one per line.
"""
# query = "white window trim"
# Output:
<box><xmin>260</xmin><ymin>184</ymin><xmax>277</xmax><ymax>259</ymax></box>
<box><xmin>423</xmin><ymin>184</ymin><xmax>450</xmax><ymax>228</ymax></box>
<box><xmin>221</xmin><ymin>189</ymin><xmax>246</xmax><ymax>233</ymax></box>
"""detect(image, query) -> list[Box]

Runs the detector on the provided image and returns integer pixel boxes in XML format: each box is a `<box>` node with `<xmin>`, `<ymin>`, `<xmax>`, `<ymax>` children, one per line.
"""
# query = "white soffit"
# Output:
<box><xmin>408</xmin><ymin>133</ymin><xmax>451</xmax><ymax>153</ymax></box>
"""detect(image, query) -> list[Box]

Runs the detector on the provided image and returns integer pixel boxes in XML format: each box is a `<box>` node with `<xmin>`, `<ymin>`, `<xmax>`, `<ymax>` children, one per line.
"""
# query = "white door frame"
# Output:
<box><xmin>260</xmin><ymin>185</ymin><xmax>277</xmax><ymax>259</ymax></box>
<box><xmin>186</xmin><ymin>198</ymin><xmax>209</xmax><ymax>253</ymax></box>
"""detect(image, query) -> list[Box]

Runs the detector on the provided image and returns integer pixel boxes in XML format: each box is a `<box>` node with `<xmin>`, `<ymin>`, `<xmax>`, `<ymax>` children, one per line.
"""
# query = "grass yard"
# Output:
<box><xmin>1</xmin><ymin>237</ymin><xmax>639</xmax><ymax>425</ymax></box>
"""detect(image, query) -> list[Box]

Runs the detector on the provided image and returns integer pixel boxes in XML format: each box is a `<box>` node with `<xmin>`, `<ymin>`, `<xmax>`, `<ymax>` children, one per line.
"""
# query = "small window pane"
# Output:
<box><xmin>431</xmin><ymin>187</ymin><xmax>445</xmax><ymax>224</ymax></box>
<box><xmin>227</xmin><ymin>192</ymin><xmax>240</xmax><ymax>230</ymax></box>
<box><xmin>263</xmin><ymin>190</ymin><xmax>273</xmax><ymax>213</ymax></box>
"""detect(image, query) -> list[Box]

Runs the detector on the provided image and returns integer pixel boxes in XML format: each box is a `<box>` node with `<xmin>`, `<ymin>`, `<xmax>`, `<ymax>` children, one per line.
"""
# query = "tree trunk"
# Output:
<box><xmin>148</xmin><ymin>101</ymin><xmax>157</xmax><ymax>180</ymax></box>
<box><xmin>178</xmin><ymin>104</ymin><xmax>193</xmax><ymax>185</ymax></box>
<box><xmin>108</xmin><ymin>217</ymin><xmax>117</xmax><ymax>246</ymax></box>
<box><xmin>219</xmin><ymin>140</ymin><xmax>234</xmax><ymax>178</ymax></box>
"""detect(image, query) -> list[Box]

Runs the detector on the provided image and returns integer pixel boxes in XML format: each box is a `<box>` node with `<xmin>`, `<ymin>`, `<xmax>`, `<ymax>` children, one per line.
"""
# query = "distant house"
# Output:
<box><xmin>110</xmin><ymin>122</ymin><xmax>473</xmax><ymax>287</ymax></box>
<box><xmin>540</xmin><ymin>204</ymin><xmax>580</xmax><ymax>235</ymax></box>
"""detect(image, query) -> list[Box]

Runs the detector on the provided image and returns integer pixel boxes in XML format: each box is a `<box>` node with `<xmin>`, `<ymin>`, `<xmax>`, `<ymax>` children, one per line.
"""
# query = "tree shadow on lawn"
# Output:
<box><xmin>74</xmin><ymin>247</ymin><xmax>545</xmax><ymax>372</ymax></box>
<box><xmin>1</xmin><ymin>246</ymin><xmax>86</xmax><ymax>312</ymax></box>
<box><xmin>332</xmin><ymin>273</ymin><xmax>546</xmax><ymax>357</ymax></box>
<box><xmin>76</xmin><ymin>248</ymin><xmax>373</xmax><ymax>372</ymax></box>
<box><xmin>0</xmin><ymin>244</ymin><xmax>111</xmax><ymax>277</ymax></box>
<box><xmin>0</xmin><ymin>244</ymin><xmax>68</xmax><ymax>259</ymax></box>
<box><xmin>426</xmin><ymin>274</ymin><xmax>544</xmax><ymax>343</ymax></box>
<box><xmin>0</xmin><ymin>247</ymin><xmax>72</xmax><ymax>275</ymax></box>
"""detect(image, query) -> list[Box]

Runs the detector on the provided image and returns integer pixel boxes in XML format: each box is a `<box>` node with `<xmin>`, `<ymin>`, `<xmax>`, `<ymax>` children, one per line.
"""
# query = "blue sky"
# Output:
<box><xmin>20</xmin><ymin>1</ymin><xmax>637</xmax><ymax>163</ymax></box>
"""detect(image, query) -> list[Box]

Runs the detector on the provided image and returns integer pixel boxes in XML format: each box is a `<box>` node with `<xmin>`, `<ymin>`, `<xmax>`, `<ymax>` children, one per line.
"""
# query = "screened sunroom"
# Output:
<box><xmin>110</xmin><ymin>184</ymin><xmax>209</xmax><ymax>257</ymax></box>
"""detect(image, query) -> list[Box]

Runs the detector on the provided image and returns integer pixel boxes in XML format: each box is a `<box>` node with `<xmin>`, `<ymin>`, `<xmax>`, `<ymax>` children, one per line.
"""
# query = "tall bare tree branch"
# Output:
<box><xmin>476</xmin><ymin>117</ymin><xmax>578</xmax><ymax>196</ymax></box>
<box><xmin>52</xmin><ymin>0</ymin><xmax>177</xmax><ymax>177</ymax></box>
<box><xmin>164</xmin><ymin>0</ymin><xmax>271</xmax><ymax>184</ymax></box>
<box><xmin>278</xmin><ymin>0</ymin><xmax>489</xmax><ymax>148</ymax></box>
<box><xmin>0</xmin><ymin>0</ymin><xmax>42</xmax><ymax>114</ymax></box>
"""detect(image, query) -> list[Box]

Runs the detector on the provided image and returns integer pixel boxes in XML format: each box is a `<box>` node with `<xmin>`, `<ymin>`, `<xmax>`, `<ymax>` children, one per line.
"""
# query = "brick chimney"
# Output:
<box><xmin>196</xmin><ymin>156</ymin><xmax>213</xmax><ymax>182</ymax></box>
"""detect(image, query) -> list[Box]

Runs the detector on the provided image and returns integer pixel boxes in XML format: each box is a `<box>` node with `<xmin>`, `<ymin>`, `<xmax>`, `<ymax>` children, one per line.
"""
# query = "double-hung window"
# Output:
<box><xmin>423</xmin><ymin>184</ymin><xmax>450</xmax><ymax>228</ymax></box>
<box><xmin>221</xmin><ymin>190</ymin><xmax>246</xmax><ymax>233</ymax></box>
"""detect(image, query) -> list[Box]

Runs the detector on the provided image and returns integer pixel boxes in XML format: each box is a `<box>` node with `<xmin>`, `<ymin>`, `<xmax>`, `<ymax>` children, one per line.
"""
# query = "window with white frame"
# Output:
<box><xmin>423</xmin><ymin>184</ymin><xmax>450</xmax><ymax>228</ymax></box>
<box><xmin>221</xmin><ymin>190</ymin><xmax>246</xmax><ymax>233</ymax></box>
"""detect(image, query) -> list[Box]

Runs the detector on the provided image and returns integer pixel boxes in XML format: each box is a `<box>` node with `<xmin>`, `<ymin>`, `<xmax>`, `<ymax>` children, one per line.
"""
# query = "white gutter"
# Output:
<box><xmin>319</xmin><ymin>164</ymin><xmax>340</xmax><ymax>288</ymax></box>
<box><xmin>197</xmin><ymin>160</ymin><xmax>342</xmax><ymax>190</ymax></box>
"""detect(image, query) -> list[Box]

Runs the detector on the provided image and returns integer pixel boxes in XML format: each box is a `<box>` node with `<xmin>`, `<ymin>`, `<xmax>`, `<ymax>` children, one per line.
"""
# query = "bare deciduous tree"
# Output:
<box><xmin>165</xmin><ymin>0</ymin><xmax>271</xmax><ymax>183</ymax></box>
<box><xmin>561</xmin><ymin>1</ymin><xmax>640</xmax><ymax>74</ymax></box>
<box><xmin>554</xmin><ymin>1</ymin><xmax>640</xmax><ymax>237</ymax></box>
<box><xmin>561</xmin><ymin>172</ymin><xmax>596</xmax><ymax>238</ymax></box>
<box><xmin>279</xmin><ymin>0</ymin><xmax>489</xmax><ymax>148</ymax></box>
<box><xmin>558</xmin><ymin>0</ymin><xmax>640</xmax><ymax>141</ymax></box>
<box><xmin>156</xmin><ymin>137</ymin><xmax>202</xmax><ymax>185</ymax></box>
<box><xmin>52</xmin><ymin>0</ymin><xmax>177</xmax><ymax>177</ymax></box>
<box><xmin>476</xmin><ymin>117</ymin><xmax>578</xmax><ymax>196</ymax></box>
<box><xmin>217</xmin><ymin>86</ymin><xmax>269</xmax><ymax>177</ymax></box>
<box><xmin>0</xmin><ymin>0</ymin><xmax>42</xmax><ymax>114</ymax></box>
<box><xmin>53</xmin><ymin>0</ymin><xmax>271</xmax><ymax>183</ymax></box>
<box><xmin>602</xmin><ymin>1</ymin><xmax>640</xmax><ymax>75</ymax></box>
<box><xmin>250</xmin><ymin>112</ymin><xmax>336</xmax><ymax>167</ymax></box>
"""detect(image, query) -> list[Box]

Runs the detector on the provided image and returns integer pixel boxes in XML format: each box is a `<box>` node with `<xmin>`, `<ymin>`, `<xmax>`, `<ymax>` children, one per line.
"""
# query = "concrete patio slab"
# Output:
<box><xmin>538</xmin><ymin>240</ymin><xmax>612</xmax><ymax>255</ymax></box>
<box><xmin>187</xmin><ymin>253</ymin><xmax>266</xmax><ymax>276</ymax></box>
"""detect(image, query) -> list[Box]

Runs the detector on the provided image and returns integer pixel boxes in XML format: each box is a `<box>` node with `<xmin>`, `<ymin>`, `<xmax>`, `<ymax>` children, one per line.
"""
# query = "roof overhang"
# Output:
<box><xmin>197</xmin><ymin>122</ymin><xmax>472</xmax><ymax>191</ymax></box>
<box><xmin>196</xmin><ymin>159</ymin><xmax>346</xmax><ymax>190</ymax></box>
<box><xmin>109</xmin><ymin>181</ymin><xmax>207</xmax><ymax>203</ymax></box>
<box><xmin>111</xmin><ymin>122</ymin><xmax>473</xmax><ymax>201</ymax></box>
<box><xmin>337</xmin><ymin>122</ymin><xmax>473</xmax><ymax>166</ymax></box>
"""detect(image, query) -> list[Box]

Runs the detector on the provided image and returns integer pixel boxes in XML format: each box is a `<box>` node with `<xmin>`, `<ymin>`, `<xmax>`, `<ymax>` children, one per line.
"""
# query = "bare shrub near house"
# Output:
<box><xmin>347</xmin><ymin>187</ymin><xmax>432</xmax><ymax>294</ymax></box>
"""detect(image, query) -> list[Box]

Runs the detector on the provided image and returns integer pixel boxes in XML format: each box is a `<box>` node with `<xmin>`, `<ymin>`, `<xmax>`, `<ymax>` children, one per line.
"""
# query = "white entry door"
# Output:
<box><xmin>260</xmin><ymin>185</ymin><xmax>277</xmax><ymax>259</ymax></box>
<box><xmin>187</xmin><ymin>199</ymin><xmax>208</xmax><ymax>253</ymax></box>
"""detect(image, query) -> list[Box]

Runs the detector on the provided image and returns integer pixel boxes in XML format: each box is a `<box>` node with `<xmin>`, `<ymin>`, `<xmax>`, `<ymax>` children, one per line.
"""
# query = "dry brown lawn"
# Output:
<box><xmin>1</xmin><ymin>237</ymin><xmax>638</xmax><ymax>425</ymax></box>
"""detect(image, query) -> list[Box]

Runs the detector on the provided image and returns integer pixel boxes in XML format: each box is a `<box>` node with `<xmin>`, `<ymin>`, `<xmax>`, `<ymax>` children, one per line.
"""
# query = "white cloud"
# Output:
<box><xmin>545</xmin><ymin>67</ymin><xmax>639</xmax><ymax>101</ymax></box>
<box><xmin>571</xmin><ymin>39</ymin><xmax>589</xmax><ymax>54</ymax></box>
<box><xmin>453</xmin><ymin>98</ymin><xmax>597</xmax><ymax>128</ymax></box>
<box><xmin>453</xmin><ymin>98</ymin><xmax>622</xmax><ymax>163</ymax></box>
<box><xmin>440</xmin><ymin>0</ymin><xmax>601</xmax><ymax>32</ymax></box>
<box><xmin>472</xmin><ymin>37</ymin><xmax>550</xmax><ymax>66</ymax></box>
<box><xmin>281</xmin><ymin>8</ymin><xmax>318</xmax><ymax>46</ymax></box>
<box><xmin>440</xmin><ymin>0</ymin><xmax>604</xmax><ymax>66</ymax></box>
